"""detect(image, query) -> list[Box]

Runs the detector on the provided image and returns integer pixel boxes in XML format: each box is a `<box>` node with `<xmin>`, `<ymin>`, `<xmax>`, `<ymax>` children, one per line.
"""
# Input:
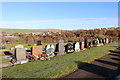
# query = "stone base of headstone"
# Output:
<box><xmin>75</xmin><ymin>49</ymin><xmax>80</xmax><ymax>52</ymax></box>
<box><xmin>58</xmin><ymin>52</ymin><xmax>66</xmax><ymax>55</ymax></box>
<box><xmin>47</xmin><ymin>52</ymin><xmax>55</xmax><ymax>57</ymax></box>
<box><xmin>14</xmin><ymin>59</ymin><xmax>28</xmax><ymax>65</ymax></box>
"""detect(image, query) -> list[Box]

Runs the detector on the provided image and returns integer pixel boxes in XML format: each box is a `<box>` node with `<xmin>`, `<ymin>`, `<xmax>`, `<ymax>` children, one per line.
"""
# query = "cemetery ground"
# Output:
<box><xmin>2</xmin><ymin>42</ymin><xmax>119</xmax><ymax>78</ymax></box>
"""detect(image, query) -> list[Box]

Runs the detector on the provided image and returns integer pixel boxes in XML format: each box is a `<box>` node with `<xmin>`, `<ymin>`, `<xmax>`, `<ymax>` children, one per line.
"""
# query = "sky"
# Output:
<box><xmin>1</xmin><ymin>2</ymin><xmax>118</xmax><ymax>30</ymax></box>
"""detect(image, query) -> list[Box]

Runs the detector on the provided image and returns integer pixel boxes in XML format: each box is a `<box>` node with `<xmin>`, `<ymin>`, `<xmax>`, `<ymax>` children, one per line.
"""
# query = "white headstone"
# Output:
<box><xmin>74</xmin><ymin>42</ymin><xmax>80</xmax><ymax>52</ymax></box>
<box><xmin>15</xmin><ymin>45</ymin><xmax>24</xmax><ymax>48</ymax></box>
<box><xmin>45</xmin><ymin>45</ymin><xmax>55</xmax><ymax>57</ymax></box>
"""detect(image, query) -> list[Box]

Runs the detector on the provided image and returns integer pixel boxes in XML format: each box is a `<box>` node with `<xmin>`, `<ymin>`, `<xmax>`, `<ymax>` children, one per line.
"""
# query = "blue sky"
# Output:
<box><xmin>2</xmin><ymin>2</ymin><xmax>118</xmax><ymax>30</ymax></box>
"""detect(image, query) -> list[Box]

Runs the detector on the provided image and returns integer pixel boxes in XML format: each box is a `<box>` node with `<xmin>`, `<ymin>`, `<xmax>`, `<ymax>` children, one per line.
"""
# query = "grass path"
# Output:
<box><xmin>2</xmin><ymin>42</ymin><xmax>118</xmax><ymax>78</ymax></box>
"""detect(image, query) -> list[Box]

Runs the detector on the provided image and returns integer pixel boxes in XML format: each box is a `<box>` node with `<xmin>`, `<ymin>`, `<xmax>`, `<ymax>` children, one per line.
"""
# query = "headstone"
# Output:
<box><xmin>109</xmin><ymin>38</ymin><xmax>113</xmax><ymax>43</ymax></box>
<box><xmin>92</xmin><ymin>40</ymin><xmax>97</xmax><ymax>46</ymax></box>
<box><xmin>84</xmin><ymin>38</ymin><xmax>89</xmax><ymax>48</ymax></box>
<box><xmin>99</xmin><ymin>39</ymin><xmax>102</xmax><ymax>43</ymax></box>
<box><xmin>73</xmin><ymin>42</ymin><xmax>80</xmax><ymax>52</ymax></box>
<box><xmin>15</xmin><ymin>48</ymin><xmax>27</xmax><ymax>64</ymax></box>
<box><xmin>65</xmin><ymin>43</ymin><xmax>74</xmax><ymax>53</ymax></box>
<box><xmin>80</xmin><ymin>41</ymin><xmax>85</xmax><ymax>50</ymax></box>
<box><xmin>96</xmin><ymin>38</ymin><xmax>99</xmax><ymax>45</ymax></box>
<box><xmin>106</xmin><ymin>38</ymin><xmax>109</xmax><ymax>44</ymax></box>
<box><xmin>102</xmin><ymin>39</ymin><xmax>105</xmax><ymax>44</ymax></box>
<box><xmin>15</xmin><ymin>45</ymin><xmax>24</xmax><ymax>48</ymax></box>
<box><xmin>31</xmin><ymin>46</ymin><xmax>42</xmax><ymax>58</ymax></box>
<box><xmin>89</xmin><ymin>41</ymin><xmax>93</xmax><ymax>48</ymax></box>
<box><xmin>37</xmin><ymin>40</ymin><xmax>42</xmax><ymax>45</ymax></box>
<box><xmin>45</xmin><ymin>45</ymin><xmax>55</xmax><ymax>57</ymax></box>
<box><xmin>58</xmin><ymin>40</ymin><xmax>66</xmax><ymax>55</ymax></box>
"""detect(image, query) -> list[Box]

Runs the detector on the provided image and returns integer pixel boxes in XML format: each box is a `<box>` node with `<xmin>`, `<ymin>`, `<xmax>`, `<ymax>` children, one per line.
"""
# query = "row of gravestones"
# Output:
<box><xmin>13</xmin><ymin>38</ymin><xmax>113</xmax><ymax>64</ymax></box>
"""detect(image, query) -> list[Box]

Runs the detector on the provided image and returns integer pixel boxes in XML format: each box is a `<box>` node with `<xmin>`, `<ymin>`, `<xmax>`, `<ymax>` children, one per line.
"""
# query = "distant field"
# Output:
<box><xmin>2</xmin><ymin>42</ymin><xmax>118</xmax><ymax>78</ymax></box>
<box><xmin>0</xmin><ymin>28</ymin><xmax>62</xmax><ymax>33</ymax></box>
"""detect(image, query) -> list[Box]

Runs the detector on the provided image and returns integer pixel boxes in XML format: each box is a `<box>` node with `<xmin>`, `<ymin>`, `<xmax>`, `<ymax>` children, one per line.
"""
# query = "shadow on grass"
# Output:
<box><xmin>74</xmin><ymin>61</ymin><xmax>120</xmax><ymax>79</ymax></box>
<box><xmin>95</xmin><ymin>59</ymin><xmax>120</xmax><ymax>67</ymax></box>
<box><xmin>111</xmin><ymin>58</ymin><xmax>120</xmax><ymax>61</ymax></box>
<box><xmin>109</xmin><ymin>50</ymin><xmax>120</xmax><ymax>54</ymax></box>
<box><xmin>4</xmin><ymin>51</ymin><xmax>13</xmax><ymax>56</ymax></box>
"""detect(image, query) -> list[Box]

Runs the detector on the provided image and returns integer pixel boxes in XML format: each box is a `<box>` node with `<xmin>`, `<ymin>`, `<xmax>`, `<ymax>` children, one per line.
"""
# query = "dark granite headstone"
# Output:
<box><xmin>37</xmin><ymin>40</ymin><xmax>42</xmax><ymax>45</ymax></box>
<box><xmin>84</xmin><ymin>38</ymin><xmax>89</xmax><ymax>48</ymax></box>
<box><xmin>92</xmin><ymin>40</ymin><xmax>97</xmax><ymax>46</ymax></box>
<box><xmin>65</xmin><ymin>43</ymin><xmax>74</xmax><ymax>53</ymax></box>
<box><xmin>89</xmin><ymin>41</ymin><xmax>93</xmax><ymax>48</ymax></box>
<box><xmin>102</xmin><ymin>39</ymin><xmax>105</xmax><ymax>44</ymax></box>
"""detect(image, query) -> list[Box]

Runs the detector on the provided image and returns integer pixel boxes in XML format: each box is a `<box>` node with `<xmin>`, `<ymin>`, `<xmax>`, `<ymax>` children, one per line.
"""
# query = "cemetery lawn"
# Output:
<box><xmin>2</xmin><ymin>42</ymin><xmax>118</xmax><ymax>78</ymax></box>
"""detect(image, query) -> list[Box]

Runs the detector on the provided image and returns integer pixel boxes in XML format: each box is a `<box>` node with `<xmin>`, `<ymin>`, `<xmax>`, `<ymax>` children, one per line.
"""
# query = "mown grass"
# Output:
<box><xmin>2</xmin><ymin>42</ymin><xmax>118</xmax><ymax>78</ymax></box>
<box><xmin>0</xmin><ymin>57</ymin><xmax>10</xmax><ymax>63</ymax></box>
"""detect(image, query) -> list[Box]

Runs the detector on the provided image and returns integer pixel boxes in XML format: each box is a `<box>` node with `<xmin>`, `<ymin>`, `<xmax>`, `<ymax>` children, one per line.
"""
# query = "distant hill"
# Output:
<box><xmin>0</xmin><ymin>28</ymin><xmax>63</xmax><ymax>33</ymax></box>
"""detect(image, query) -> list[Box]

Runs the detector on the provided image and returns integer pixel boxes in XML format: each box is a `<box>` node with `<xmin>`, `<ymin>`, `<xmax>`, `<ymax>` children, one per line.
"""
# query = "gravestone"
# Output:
<box><xmin>106</xmin><ymin>38</ymin><xmax>109</xmax><ymax>44</ymax></box>
<box><xmin>58</xmin><ymin>40</ymin><xmax>66</xmax><ymax>55</ymax></box>
<box><xmin>31</xmin><ymin>46</ymin><xmax>42</xmax><ymax>58</ymax></box>
<box><xmin>92</xmin><ymin>40</ymin><xmax>98</xmax><ymax>47</ymax></box>
<box><xmin>37</xmin><ymin>40</ymin><xmax>42</xmax><ymax>45</ymax></box>
<box><xmin>80</xmin><ymin>41</ymin><xmax>85</xmax><ymax>50</ymax></box>
<box><xmin>73</xmin><ymin>42</ymin><xmax>80</xmax><ymax>52</ymax></box>
<box><xmin>45</xmin><ymin>45</ymin><xmax>55</xmax><ymax>57</ymax></box>
<box><xmin>99</xmin><ymin>39</ymin><xmax>102</xmax><ymax>43</ymax></box>
<box><xmin>15</xmin><ymin>45</ymin><xmax>24</xmax><ymax>48</ymax></box>
<box><xmin>102</xmin><ymin>39</ymin><xmax>105</xmax><ymax>44</ymax></box>
<box><xmin>15</xmin><ymin>48</ymin><xmax>27</xmax><ymax>64</ymax></box>
<box><xmin>109</xmin><ymin>38</ymin><xmax>113</xmax><ymax>43</ymax></box>
<box><xmin>96</xmin><ymin>38</ymin><xmax>99</xmax><ymax>45</ymax></box>
<box><xmin>89</xmin><ymin>41</ymin><xmax>93</xmax><ymax>48</ymax></box>
<box><xmin>65</xmin><ymin>43</ymin><xmax>74</xmax><ymax>53</ymax></box>
<box><xmin>84</xmin><ymin>38</ymin><xmax>89</xmax><ymax>48</ymax></box>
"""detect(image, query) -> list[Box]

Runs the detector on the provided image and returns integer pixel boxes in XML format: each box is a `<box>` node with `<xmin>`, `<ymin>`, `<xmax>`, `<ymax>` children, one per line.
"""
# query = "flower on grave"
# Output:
<box><xmin>40</xmin><ymin>57</ymin><xmax>45</xmax><ymax>61</ymax></box>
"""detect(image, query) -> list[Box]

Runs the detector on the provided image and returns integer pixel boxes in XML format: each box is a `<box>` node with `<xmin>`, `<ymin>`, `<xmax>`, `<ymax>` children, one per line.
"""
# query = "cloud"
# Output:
<box><xmin>2</xmin><ymin>18</ymin><xmax>118</xmax><ymax>30</ymax></box>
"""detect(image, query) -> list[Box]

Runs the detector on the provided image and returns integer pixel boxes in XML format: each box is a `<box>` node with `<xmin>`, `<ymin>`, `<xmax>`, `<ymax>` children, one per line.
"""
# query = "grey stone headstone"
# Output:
<box><xmin>15</xmin><ymin>48</ymin><xmax>26</xmax><ymax>61</ymax></box>
<box><xmin>58</xmin><ymin>40</ymin><xmax>66</xmax><ymax>55</ymax></box>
